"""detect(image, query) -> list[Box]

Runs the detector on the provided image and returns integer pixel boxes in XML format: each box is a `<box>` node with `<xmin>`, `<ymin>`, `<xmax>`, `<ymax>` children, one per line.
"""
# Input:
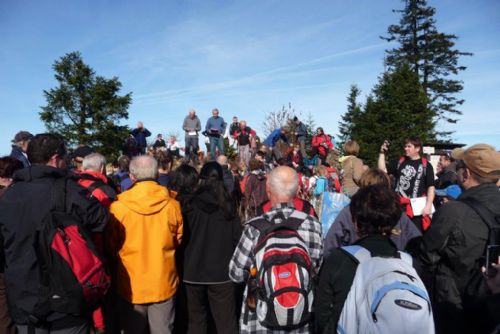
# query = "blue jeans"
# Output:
<box><xmin>209</xmin><ymin>136</ymin><xmax>224</xmax><ymax>159</ymax></box>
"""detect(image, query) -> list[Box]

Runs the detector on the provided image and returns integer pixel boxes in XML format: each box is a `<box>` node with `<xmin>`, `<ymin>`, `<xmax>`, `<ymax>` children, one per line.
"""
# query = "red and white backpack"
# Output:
<box><xmin>249</xmin><ymin>214</ymin><xmax>313</xmax><ymax>330</ymax></box>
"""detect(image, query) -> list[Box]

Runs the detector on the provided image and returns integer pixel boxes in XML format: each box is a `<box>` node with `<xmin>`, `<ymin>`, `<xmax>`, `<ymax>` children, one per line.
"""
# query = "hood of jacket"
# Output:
<box><xmin>117</xmin><ymin>180</ymin><xmax>172</xmax><ymax>215</ymax></box>
<box><xmin>191</xmin><ymin>188</ymin><xmax>221</xmax><ymax>214</ymax></box>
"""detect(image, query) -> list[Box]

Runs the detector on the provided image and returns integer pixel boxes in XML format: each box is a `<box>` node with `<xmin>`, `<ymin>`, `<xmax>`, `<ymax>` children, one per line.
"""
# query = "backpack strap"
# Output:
<box><xmin>86</xmin><ymin>179</ymin><xmax>106</xmax><ymax>194</ymax></box>
<box><xmin>397</xmin><ymin>156</ymin><xmax>428</xmax><ymax>179</ymax></box>
<box><xmin>341</xmin><ymin>245</ymin><xmax>372</xmax><ymax>264</ymax></box>
<box><xmin>50</xmin><ymin>177</ymin><xmax>67</xmax><ymax>213</ymax></box>
<box><xmin>249</xmin><ymin>211</ymin><xmax>304</xmax><ymax>234</ymax></box>
<box><xmin>397</xmin><ymin>156</ymin><xmax>406</xmax><ymax>170</ymax></box>
<box><xmin>30</xmin><ymin>177</ymin><xmax>68</xmax><ymax>326</ymax></box>
<box><xmin>460</xmin><ymin>197</ymin><xmax>500</xmax><ymax>244</ymax></box>
<box><xmin>397</xmin><ymin>251</ymin><xmax>413</xmax><ymax>266</ymax></box>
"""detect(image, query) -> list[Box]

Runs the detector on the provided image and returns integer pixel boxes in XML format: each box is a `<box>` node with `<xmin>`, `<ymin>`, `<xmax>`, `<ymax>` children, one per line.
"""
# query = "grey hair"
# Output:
<box><xmin>82</xmin><ymin>153</ymin><xmax>106</xmax><ymax>172</ymax></box>
<box><xmin>130</xmin><ymin>155</ymin><xmax>158</xmax><ymax>180</ymax></box>
<box><xmin>267</xmin><ymin>166</ymin><xmax>298</xmax><ymax>200</ymax></box>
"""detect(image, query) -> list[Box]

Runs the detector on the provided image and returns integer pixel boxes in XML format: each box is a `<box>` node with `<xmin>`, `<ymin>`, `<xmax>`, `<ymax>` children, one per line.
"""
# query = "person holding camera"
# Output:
<box><xmin>131</xmin><ymin>121</ymin><xmax>151</xmax><ymax>155</ymax></box>
<box><xmin>378</xmin><ymin>137</ymin><xmax>435</xmax><ymax>232</ymax></box>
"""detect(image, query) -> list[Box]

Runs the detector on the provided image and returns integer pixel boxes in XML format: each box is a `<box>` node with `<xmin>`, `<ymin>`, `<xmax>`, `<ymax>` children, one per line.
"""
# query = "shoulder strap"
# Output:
<box><xmin>301</xmin><ymin>200</ymin><xmax>312</xmax><ymax>216</ymax></box>
<box><xmin>249</xmin><ymin>211</ymin><xmax>304</xmax><ymax>234</ymax></box>
<box><xmin>397</xmin><ymin>156</ymin><xmax>405</xmax><ymax>170</ymax></box>
<box><xmin>421</xmin><ymin>157</ymin><xmax>428</xmax><ymax>177</ymax></box>
<box><xmin>50</xmin><ymin>177</ymin><xmax>67</xmax><ymax>212</ymax></box>
<box><xmin>86</xmin><ymin>179</ymin><xmax>107</xmax><ymax>195</ymax></box>
<box><xmin>397</xmin><ymin>251</ymin><xmax>414</xmax><ymax>266</ymax></box>
<box><xmin>460</xmin><ymin>197</ymin><xmax>500</xmax><ymax>244</ymax></box>
<box><xmin>341</xmin><ymin>245</ymin><xmax>372</xmax><ymax>264</ymax></box>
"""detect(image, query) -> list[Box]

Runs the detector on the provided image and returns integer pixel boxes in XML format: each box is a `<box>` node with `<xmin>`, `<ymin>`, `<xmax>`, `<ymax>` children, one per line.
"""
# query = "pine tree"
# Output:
<box><xmin>381</xmin><ymin>0</ymin><xmax>472</xmax><ymax>132</ymax></box>
<box><xmin>338</xmin><ymin>85</ymin><xmax>362</xmax><ymax>152</ymax></box>
<box><xmin>40</xmin><ymin>52</ymin><xmax>132</xmax><ymax>160</ymax></box>
<box><xmin>352</xmin><ymin>64</ymin><xmax>433</xmax><ymax>165</ymax></box>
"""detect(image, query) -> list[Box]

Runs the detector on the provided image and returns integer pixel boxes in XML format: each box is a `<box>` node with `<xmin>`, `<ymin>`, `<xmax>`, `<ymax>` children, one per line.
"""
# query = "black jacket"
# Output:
<box><xmin>416</xmin><ymin>183</ymin><xmax>500</xmax><ymax>334</ymax></box>
<box><xmin>0</xmin><ymin>165</ymin><xmax>109</xmax><ymax>325</ymax></box>
<box><xmin>181</xmin><ymin>189</ymin><xmax>242</xmax><ymax>284</ymax></box>
<box><xmin>315</xmin><ymin>235</ymin><xmax>399</xmax><ymax>333</ymax></box>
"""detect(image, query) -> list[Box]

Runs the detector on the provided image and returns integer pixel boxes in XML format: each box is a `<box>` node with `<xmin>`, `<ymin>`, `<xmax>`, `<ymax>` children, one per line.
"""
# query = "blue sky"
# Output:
<box><xmin>1</xmin><ymin>0</ymin><xmax>499</xmax><ymax>156</ymax></box>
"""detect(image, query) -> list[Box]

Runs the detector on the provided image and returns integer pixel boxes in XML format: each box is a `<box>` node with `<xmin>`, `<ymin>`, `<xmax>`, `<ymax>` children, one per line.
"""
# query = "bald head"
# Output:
<box><xmin>216</xmin><ymin>155</ymin><xmax>228</xmax><ymax>166</ymax></box>
<box><xmin>267</xmin><ymin>166</ymin><xmax>298</xmax><ymax>204</ymax></box>
<box><xmin>130</xmin><ymin>155</ymin><xmax>158</xmax><ymax>181</ymax></box>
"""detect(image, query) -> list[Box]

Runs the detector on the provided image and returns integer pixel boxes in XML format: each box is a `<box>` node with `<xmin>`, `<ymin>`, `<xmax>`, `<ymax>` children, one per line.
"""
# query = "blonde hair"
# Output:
<box><xmin>315</xmin><ymin>165</ymin><xmax>328</xmax><ymax>177</ymax></box>
<box><xmin>343</xmin><ymin>140</ymin><xmax>360</xmax><ymax>156</ymax></box>
<box><xmin>358</xmin><ymin>168</ymin><xmax>391</xmax><ymax>189</ymax></box>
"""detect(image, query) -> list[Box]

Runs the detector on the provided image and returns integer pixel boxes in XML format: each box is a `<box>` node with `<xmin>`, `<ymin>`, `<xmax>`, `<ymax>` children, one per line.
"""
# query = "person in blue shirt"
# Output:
<box><xmin>205</xmin><ymin>108</ymin><xmax>227</xmax><ymax>159</ymax></box>
<box><xmin>263</xmin><ymin>127</ymin><xmax>288</xmax><ymax>161</ymax></box>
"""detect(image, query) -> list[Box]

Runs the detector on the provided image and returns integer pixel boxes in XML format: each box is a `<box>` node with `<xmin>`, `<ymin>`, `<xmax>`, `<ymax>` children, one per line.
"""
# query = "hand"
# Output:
<box><xmin>422</xmin><ymin>203</ymin><xmax>433</xmax><ymax>216</ymax></box>
<box><xmin>380</xmin><ymin>140</ymin><xmax>390</xmax><ymax>153</ymax></box>
<box><xmin>482</xmin><ymin>259</ymin><xmax>500</xmax><ymax>294</ymax></box>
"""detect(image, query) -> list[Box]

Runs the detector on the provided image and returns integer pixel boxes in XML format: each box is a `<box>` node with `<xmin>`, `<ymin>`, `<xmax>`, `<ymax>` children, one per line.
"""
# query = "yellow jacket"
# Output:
<box><xmin>108</xmin><ymin>180</ymin><xmax>183</xmax><ymax>304</ymax></box>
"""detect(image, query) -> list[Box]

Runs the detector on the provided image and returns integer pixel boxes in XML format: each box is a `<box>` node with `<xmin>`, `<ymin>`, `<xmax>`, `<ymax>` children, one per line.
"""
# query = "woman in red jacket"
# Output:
<box><xmin>311</xmin><ymin>127</ymin><xmax>333</xmax><ymax>165</ymax></box>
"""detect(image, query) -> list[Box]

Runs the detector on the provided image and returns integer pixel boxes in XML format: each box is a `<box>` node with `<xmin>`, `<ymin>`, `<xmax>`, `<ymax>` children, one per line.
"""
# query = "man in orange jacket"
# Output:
<box><xmin>107</xmin><ymin>155</ymin><xmax>183</xmax><ymax>334</ymax></box>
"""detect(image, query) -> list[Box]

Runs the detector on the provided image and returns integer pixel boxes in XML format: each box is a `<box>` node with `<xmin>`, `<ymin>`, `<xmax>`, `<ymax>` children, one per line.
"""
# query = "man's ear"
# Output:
<box><xmin>463</xmin><ymin>167</ymin><xmax>472</xmax><ymax>181</ymax></box>
<box><xmin>129</xmin><ymin>173</ymin><xmax>137</xmax><ymax>182</ymax></box>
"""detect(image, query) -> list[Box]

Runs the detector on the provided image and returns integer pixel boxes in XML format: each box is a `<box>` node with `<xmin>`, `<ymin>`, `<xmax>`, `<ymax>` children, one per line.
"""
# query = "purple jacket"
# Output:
<box><xmin>323</xmin><ymin>206</ymin><xmax>422</xmax><ymax>258</ymax></box>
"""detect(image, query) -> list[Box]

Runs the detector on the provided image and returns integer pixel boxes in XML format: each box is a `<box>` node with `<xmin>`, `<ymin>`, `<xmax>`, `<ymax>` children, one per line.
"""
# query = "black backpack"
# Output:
<box><xmin>30</xmin><ymin>177</ymin><xmax>110</xmax><ymax>324</ymax></box>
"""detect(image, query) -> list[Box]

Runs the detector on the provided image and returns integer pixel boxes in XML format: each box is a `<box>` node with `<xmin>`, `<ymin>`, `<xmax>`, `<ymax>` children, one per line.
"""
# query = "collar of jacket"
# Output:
<box><xmin>13</xmin><ymin>165</ymin><xmax>66</xmax><ymax>182</ymax></box>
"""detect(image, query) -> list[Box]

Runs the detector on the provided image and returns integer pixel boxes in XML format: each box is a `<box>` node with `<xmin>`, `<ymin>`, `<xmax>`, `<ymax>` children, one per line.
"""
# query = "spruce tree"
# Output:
<box><xmin>40</xmin><ymin>52</ymin><xmax>132</xmax><ymax>160</ymax></box>
<box><xmin>382</xmin><ymin>0</ymin><xmax>472</xmax><ymax>131</ymax></box>
<box><xmin>338</xmin><ymin>85</ymin><xmax>362</xmax><ymax>152</ymax></box>
<box><xmin>352</xmin><ymin>64</ymin><xmax>433</xmax><ymax>165</ymax></box>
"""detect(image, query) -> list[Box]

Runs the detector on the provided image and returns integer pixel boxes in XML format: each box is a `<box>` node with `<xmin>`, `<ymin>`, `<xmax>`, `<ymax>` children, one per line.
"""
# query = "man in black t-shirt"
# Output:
<box><xmin>378</xmin><ymin>137</ymin><xmax>435</xmax><ymax>231</ymax></box>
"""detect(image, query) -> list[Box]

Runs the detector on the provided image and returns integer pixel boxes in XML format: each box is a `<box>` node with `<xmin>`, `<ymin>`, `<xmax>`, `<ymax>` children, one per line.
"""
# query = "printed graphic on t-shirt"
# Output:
<box><xmin>398</xmin><ymin>165</ymin><xmax>417</xmax><ymax>196</ymax></box>
<box><xmin>395</xmin><ymin>159</ymin><xmax>426</xmax><ymax>198</ymax></box>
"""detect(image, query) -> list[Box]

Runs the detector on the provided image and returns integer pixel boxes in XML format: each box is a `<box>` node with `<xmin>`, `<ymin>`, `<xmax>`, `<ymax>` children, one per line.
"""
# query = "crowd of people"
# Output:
<box><xmin>1</xmin><ymin>110</ymin><xmax>500</xmax><ymax>334</ymax></box>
